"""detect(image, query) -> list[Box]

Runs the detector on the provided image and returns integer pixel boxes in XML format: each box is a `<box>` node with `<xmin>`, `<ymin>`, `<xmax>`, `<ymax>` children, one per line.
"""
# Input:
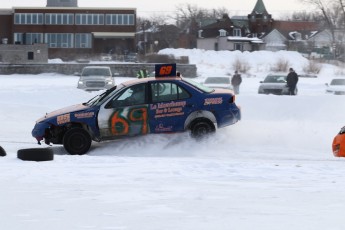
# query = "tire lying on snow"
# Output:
<box><xmin>17</xmin><ymin>148</ymin><xmax>54</xmax><ymax>161</ymax></box>
<box><xmin>0</xmin><ymin>146</ymin><xmax>6</xmax><ymax>157</ymax></box>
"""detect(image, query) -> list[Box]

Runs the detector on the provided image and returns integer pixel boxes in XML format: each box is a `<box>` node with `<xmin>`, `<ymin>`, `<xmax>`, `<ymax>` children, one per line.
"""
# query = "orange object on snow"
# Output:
<box><xmin>332</xmin><ymin>126</ymin><xmax>345</xmax><ymax>157</ymax></box>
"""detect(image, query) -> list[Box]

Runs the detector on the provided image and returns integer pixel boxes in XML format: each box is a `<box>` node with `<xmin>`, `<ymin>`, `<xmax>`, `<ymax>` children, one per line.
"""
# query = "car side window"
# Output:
<box><xmin>151</xmin><ymin>82</ymin><xmax>190</xmax><ymax>103</ymax></box>
<box><xmin>106</xmin><ymin>84</ymin><xmax>147</xmax><ymax>108</ymax></box>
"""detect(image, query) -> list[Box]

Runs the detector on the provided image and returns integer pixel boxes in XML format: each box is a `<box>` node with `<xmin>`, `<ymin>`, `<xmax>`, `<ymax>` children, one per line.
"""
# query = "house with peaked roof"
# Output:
<box><xmin>262</xmin><ymin>21</ymin><xmax>319</xmax><ymax>51</ymax></box>
<box><xmin>196</xmin><ymin>14</ymin><xmax>265</xmax><ymax>51</ymax></box>
<box><xmin>196</xmin><ymin>0</ymin><xmax>336</xmax><ymax>54</ymax></box>
<box><xmin>197</xmin><ymin>0</ymin><xmax>275</xmax><ymax>51</ymax></box>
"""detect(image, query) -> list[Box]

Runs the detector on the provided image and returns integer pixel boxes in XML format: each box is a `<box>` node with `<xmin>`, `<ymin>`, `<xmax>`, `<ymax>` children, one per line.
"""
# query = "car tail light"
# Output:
<box><xmin>229</xmin><ymin>95</ymin><xmax>235</xmax><ymax>103</ymax></box>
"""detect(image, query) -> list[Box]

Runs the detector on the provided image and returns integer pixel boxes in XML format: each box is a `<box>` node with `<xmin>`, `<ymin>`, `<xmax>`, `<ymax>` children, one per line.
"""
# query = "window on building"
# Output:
<box><xmin>28</xmin><ymin>52</ymin><xmax>34</xmax><ymax>60</ymax></box>
<box><xmin>14</xmin><ymin>13</ymin><xmax>43</xmax><ymax>24</ymax></box>
<box><xmin>75</xmin><ymin>33</ymin><xmax>92</xmax><ymax>48</ymax></box>
<box><xmin>14</xmin><ymin>33</ymin><xmax>43</xmax><ymax>45</ymax></box>
<box><xmin>75</xmin><ymin>14</ymin><xmax>105</xmax><ymax>25</ymax></box>
<box><xmin>45</xmin><ymin>33</ymin><xmax>74</xmax><ymax>48</ymax></box>
<box><xmin>233</xmin><ymin>28</ymin><xmax>241</xmax><ymax>37</ymax></box>
<box><xmin>14</xmin><ymin>33</ymin><xmax>23</xmax><ymax>44</ymax></box>
<box><xmin>105</xmin><ymin>14</ymin><xmax>135</xmax><ymax>25</ymax></box>
<box><xmin>198</xmin><ymin>30</ymin><xmax>203</xmax><ymax>38</ymax></box>
<box><xmin>45</xmin><ymin>13</ymin><xmax>74</xmax><ymax>25</ymax></box>
<box><xmin>234</xmin><ymin>43</ymin><xmax>243</xmax><ymax>51</ymax></box>
<box><xmin>219</xmin><ymin>29</ymin><xmax>227</xmax><ymax>37</ymax></box>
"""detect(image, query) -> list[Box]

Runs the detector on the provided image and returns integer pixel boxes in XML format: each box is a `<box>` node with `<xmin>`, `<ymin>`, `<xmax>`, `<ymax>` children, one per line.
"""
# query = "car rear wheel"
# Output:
<box><xmin>190</xmin><ymin>120</ymin><xmax>215</xmax><ymax>138</ymax></box>
<box><xmin>63</xmin><ymin>128</ymin><xmax>91</xmax><ymax>155</ymax></box>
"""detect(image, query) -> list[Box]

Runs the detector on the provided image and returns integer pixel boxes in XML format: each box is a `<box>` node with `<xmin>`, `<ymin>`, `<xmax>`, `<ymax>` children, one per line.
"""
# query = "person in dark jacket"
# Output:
<box><xmin>231</xmin><ymin>70</ymin><xmax>242</xmax><ymax>94</ymax></box>
<box><xmin>286</xmin><ymin>68</ymin><xmax>299</xmax><ymax>95</ymax></box>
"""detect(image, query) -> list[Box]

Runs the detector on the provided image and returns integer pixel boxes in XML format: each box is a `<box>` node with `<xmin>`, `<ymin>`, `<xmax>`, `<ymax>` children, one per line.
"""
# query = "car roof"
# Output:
<box><xmin>122</xmin><ymin>76</ymin><xmax>183</xmax><ymax>87</ymax></box>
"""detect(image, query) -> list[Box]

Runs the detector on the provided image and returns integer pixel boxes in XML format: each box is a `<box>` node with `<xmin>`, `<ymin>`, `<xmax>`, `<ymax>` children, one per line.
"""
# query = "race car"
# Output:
<box><xmin>32</xmin><ymin>63</ymin><xmax>241</xmax><ymax>155</ymax></box>
<box><xmin>332</xmin><ymin>126</ymin><xmax>345</xmax><ymax>157</ymax></box>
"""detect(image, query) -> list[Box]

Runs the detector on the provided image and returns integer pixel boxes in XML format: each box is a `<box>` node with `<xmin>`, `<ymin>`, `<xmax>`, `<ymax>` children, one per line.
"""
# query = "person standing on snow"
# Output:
<box><xmin>286</xmin><ymin>67</ymin><xmax>299</xmax><ymax>95</ymax></box>
<box><xmin>231</xmin><ymin>70</ymin><xmax>242</xmax><ymax>94</ymax></box>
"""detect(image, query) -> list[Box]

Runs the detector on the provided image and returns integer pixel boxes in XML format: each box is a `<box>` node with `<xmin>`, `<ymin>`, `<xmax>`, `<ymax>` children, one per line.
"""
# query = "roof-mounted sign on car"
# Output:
<box><xmin>155</xmin><ymin>63</ymin><xmax>177</xmax><ymax>78</ymax></box>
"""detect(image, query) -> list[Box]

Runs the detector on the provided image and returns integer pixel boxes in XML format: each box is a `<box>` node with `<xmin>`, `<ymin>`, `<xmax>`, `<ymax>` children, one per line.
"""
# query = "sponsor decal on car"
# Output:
<box><xmin>151</xmin><ymin>101</ymin><xmax>186</xmax><ymax>118</ymax></box>
<box><xmin>57</xmin><ymin>113</ymin><xmax>70</xmax><ymax>125</ymax></box>
<box><xmin>75</xmin><ymin>112</ymin><xmax>95</xmax><ymax>119</ymax></box>
<box><xmin>155</xmin><ymin>123</ymin><xmax>173</xmax><ymax>132</ymax></box>
<box><xmin>204</xmin><ymin>97</ymin><xmax>223</xmax><ymax>105</ymax></box>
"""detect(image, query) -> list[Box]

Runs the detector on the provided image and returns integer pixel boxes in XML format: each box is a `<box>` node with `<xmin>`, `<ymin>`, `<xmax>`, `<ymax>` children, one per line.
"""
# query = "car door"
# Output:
<box><xmin>97</xmin><ymin>83</ymin><xmax>149</xmax><ymax>139</ymax></box>
<box><xmin>148</xmin><ymin>81</ymin><xmax>193</xmax><ymax>133</ymax></box>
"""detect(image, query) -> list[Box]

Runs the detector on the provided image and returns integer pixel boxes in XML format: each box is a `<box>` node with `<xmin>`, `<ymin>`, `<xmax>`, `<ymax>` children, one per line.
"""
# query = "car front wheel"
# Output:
<box><xmin>63</xmin><ymin>128</ymin><xmax>92</xmax><ymax>155</ymax></box>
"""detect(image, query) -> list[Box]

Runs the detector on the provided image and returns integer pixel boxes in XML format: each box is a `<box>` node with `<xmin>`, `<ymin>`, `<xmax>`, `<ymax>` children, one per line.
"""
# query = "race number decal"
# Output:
<box><xmin>155</xmin><ymin>63</ymin><xmax>176</xmax><ymax>77</ymax></box>
<box><xmin>110</xmin><ymin>111</ymin><xmax>129</xmax><ymax>135</ymax></box>
<box><xmin>110</xmin><ymin>107</ymin><xmax>148</xmax><ymax>136</ymax></box>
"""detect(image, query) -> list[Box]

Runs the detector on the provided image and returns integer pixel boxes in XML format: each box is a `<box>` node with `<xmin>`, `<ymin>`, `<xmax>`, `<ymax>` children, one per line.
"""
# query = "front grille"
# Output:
<box><xmin>263</xmin><ymin>89</ymin><xmax>282</xmax><ymax>95</ymax></box>
<box><xmin>86</xmin><ymin>81</ymin><xmax>105</xmax><ymax>87</ymax></box>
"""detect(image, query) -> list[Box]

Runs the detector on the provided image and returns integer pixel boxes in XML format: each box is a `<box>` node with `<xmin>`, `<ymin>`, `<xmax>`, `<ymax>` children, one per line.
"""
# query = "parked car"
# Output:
<box><xmin>258</xmin><ymin>74</ymin><xmax>297</xmax><ymax>95</ymax></box>
<box><xmin>77</xmin><ymin>66</ymin><xmax>116</xmax><ymax>91</ymax></box>
<box><xmin>100</xmin><ymin>54</ymin><xmax>112</xmax><ymax>61</ymax></box>
<box><xmin>124</xmin><ymin>52</ymin><xmax>138</xmax><ymax>62</ymax></box>
<box><xmin>332</xmin><ymin>126</ymin><xmax>345</xmax><ymax>157</ymax></box>
<box><xmin>325</xmin><ymin>78</ymin><xmax>345</xmax><ymax>95</ymax></box>
<box><xmin>203</xmin><ymin>77</ymin><xmax>233</xmax><ymax>90</ymax></box>
<box><xmin>32</xmin><ymin>64</ymin><xmax>241</xmax><ymax>155</ymax></box>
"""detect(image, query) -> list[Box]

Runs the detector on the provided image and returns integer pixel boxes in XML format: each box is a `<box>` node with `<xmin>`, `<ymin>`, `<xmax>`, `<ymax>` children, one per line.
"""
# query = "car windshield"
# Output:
<box><xmin>183</xmin><ymin>78</ymin><xmax>214</xmax><ymax>93</ymax></box>
<box><xmin>263</xmin><ymin>75</ymin><xmax>287</xmax><ymax>83</ymax></box>
<box><xmin>84</xmin><ymin>84</ymin><xmax>124</xmax><ymax>106</ymax></box>
<box><xmin>82</xmin><ymin>68</ymin><xmax>111</xmax><ymax>76</ymax></box>
<box><xmin>205</xmin><ymin>77</ymin><xmax>230</xmax><ymax>84</ymax></box>
<box><xmin>330</xmin><ymin>79</ymin><xmax>345</xmax><ymax>85</ymax></box>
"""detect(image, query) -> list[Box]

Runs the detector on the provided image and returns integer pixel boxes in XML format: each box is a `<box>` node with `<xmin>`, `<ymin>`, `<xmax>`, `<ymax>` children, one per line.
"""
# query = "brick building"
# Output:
<box><xmin>0</xmin><ymin>0</ymin><xmax>136</xmax><ymax>60</ymax></box>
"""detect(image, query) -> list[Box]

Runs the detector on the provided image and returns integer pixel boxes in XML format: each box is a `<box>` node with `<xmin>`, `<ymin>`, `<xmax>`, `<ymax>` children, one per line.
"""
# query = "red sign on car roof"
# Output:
<box><xmin>155</xmin><ymin>63</ymin><xmax>177</xmax><ymax>78</ymax></box>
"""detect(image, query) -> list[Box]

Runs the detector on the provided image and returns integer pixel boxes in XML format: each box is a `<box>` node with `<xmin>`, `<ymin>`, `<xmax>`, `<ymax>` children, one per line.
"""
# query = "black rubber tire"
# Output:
<box><xmin>0</xmin><ymin>146</ymin><xmax>6</xmax><ymax>157</ymax></box>
<box><xmin>17</xmin><ymin>148</ymin><xmax>54</xmax><ymax>161</ymax></box>
<box><xmin>63</xmin><ymin>128</ymin><xmax>91</xmax><ymax>155</ymax></box>
<box><xmin>190</xmin><ymin>121</ymin><xmax>215</xmax><ymax>138</ymax></box>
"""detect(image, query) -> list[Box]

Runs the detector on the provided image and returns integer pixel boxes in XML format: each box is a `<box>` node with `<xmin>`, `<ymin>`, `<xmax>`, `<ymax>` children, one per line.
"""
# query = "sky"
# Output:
<box><xmin>1</xmin><ymin>49</ymin><xmax>345</xmax><ymax>229</ymax></box>
<box><xmin>2</xmin><ymin>0</ymin><xmax>313</xmax><ymax>19</ymax></box>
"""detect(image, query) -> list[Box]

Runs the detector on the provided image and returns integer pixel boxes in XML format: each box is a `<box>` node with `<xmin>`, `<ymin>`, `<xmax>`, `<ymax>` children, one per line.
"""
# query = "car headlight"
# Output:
<box><xmin>78</xmin><ymin>81</ymin><xmax>84</xmax><ymax>85</ymax></box>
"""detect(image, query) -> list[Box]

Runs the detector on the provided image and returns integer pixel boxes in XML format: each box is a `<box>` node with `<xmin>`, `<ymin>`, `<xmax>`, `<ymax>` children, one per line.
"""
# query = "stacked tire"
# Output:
<box><xmin>0</xmin><ymin>146</ymin><xmax>6</xmax><ymax>157</ymax></box>
<box><xmin>17</xmin><ymin>148</ymin><xmax>54</xmax><ymax>161</ymax></box>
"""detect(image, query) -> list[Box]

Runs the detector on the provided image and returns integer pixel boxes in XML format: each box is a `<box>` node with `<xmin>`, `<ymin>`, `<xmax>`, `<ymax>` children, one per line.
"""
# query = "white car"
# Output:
<box><xmin>77</xmin><ymin>66</ymin><xmax>116</xmax><ymax>91</ymax></box>
<box><xmin>258</xmin><ymin>74</ymin><xmax>297</xmax><ymax>95</ymax></box>
<box><xmin>326</xmin><ymin>78</ymin><xmax>345</xmax><ymax>95</ymax></box>
<box><xmin>203</xmin><ymin>77</ymin><xmax>232</xmax><ymax>90</ymax></box>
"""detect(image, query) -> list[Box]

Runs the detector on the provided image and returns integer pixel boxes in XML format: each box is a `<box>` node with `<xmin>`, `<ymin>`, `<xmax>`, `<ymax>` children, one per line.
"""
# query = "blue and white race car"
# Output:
<box><xmin>32</xmin><ymin>64</ymin><xmax>241</xmax><ymax>155</ymax></box>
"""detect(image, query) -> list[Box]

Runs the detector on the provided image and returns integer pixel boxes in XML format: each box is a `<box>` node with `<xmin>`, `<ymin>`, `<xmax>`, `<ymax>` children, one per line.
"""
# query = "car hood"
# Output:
<box><xmin>80</xmin><ymin>76</ymin><xmax>111</xmax><ymax>80</ymax></box>
<box><xmin>259</xmin><ymin>83</ymin><xmax>287</xmax><ymax>89</ymax></box>
<box><xmin>204</xmin><ymin>83</ymin><xmax>232</xmax><ymax>89</ymax></box>
<box><xmin>37</xmin><ymin>104</ymin><xmax>89</xmax><ymax>122</ymax></box>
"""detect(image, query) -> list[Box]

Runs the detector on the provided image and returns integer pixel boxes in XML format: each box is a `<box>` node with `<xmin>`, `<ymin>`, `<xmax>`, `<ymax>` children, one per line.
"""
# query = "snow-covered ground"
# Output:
<box><xmin>1</xmin><ymin>50</ymin><xmax>345</xmax><ymax>230</ymax></box>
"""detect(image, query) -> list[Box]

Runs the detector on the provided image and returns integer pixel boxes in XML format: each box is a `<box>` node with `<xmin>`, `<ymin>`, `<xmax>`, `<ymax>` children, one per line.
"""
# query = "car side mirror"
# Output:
<box><xmin>325</xmin><ymin>83</ymin><xmax>329</xmax><ymax>86</ymax></box>
<box><xmin>74</xmin><ymin>72</ymin><xmax>80</xmax><ymax>76</ymax></box>
<box><xmin>113</xmin><ymin>73</ymin><xmax>120</xmax><ymax>77</ymax></box>
<box><xmin>260</xmin><ymin>81</ymin><xmax>263</xmax><ymax>83</ymax></box>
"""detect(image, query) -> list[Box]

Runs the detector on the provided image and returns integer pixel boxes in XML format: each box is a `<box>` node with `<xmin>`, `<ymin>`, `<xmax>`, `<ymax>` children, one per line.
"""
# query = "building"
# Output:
<box><xmin>0</xmin><ymin>0</ymin><xmax>136</xmax><ymax>60</ymax></box>
<box><xmin>196</xmin><ymin>14</ymin><xmax>265</xmax><ymax>52</ymax></box>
